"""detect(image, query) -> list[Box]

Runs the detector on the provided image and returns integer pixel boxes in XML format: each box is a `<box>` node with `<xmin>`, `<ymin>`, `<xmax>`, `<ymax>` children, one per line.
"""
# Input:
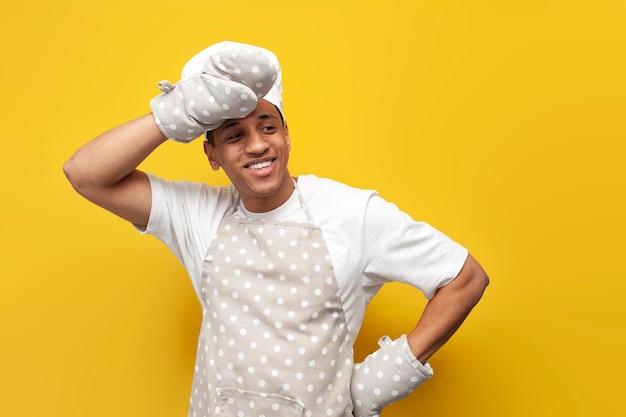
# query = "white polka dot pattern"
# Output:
<box><xmin>150</xmin><ymin>46</ymin><xmax>277</xmax><ymax>142</ymax></box>
<box><xmin>351</xmin><ymin>335</ymin><xmax>434</xmax><ymax>417</ymax></box>
<box><xmin>189</xmin><ymin>213</ymin><xmax>355</xmax><ymax>417</ymax></box>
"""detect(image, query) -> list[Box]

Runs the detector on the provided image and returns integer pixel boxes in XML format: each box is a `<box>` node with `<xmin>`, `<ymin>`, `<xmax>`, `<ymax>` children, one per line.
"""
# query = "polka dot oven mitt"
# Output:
<box><xmin>351</xmin><ymin>334</ymin><xmax>434</xmax><ymax>417</ymax></box>
<box><xmin>150</xmin><ymin>46</ymin><xmax>278</xmax><ymax>143</ymax></box>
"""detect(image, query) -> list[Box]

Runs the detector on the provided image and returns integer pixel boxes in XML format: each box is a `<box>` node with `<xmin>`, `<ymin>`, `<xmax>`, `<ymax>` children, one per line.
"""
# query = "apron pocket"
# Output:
<box><xmin>217</xmin><ymin>387</ymin><xmax>305</xmax><ymax>417</ymax></box>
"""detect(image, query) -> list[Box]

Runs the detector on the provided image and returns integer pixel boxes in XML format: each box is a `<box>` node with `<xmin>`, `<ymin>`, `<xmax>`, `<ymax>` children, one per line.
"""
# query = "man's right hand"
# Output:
<box><xmin>150</xmin><ymin>46</ymin><xmax>278</xmax><ymax>143</ymax></box>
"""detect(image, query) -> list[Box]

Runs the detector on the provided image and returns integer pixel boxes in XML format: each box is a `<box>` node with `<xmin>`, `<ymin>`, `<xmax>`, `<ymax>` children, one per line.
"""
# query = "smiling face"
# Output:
<box><xmin>204</xmin><ymin>99</ymin><xmax>293</xmax><ymax>213</ymax></box>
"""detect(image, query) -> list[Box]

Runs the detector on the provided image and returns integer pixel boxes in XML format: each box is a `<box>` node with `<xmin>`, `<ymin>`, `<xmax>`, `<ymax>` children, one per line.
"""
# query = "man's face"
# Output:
<box><xmin>204</xmin><ymin>99</ymin><xmax>292</xmax><ymax>213</ymax></box>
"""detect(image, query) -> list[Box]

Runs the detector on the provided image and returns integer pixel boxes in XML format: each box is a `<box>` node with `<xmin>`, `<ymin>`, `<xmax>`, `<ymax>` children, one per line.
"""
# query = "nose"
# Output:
<box><xmin>244</xmin><ymin>131</ymin><xmax>269</xmax><ymax>154</ymax></box>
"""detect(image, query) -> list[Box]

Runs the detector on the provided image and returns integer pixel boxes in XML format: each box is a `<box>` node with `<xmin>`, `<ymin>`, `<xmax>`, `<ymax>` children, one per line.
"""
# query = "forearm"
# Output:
<box><xmin>64</xmin><ymin>113</ymin><xmax>166</xmax><ymax>191</ymax></box>
<box><xmin>407</xmin><ymin>254</ymin><xmax>489</xmax><ymax>364</ymax></box>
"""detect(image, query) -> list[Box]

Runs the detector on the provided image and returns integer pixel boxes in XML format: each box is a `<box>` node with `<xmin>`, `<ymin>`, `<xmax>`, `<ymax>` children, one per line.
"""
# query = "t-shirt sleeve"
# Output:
<box><xmin>140</xmin><ymin>174</ymin><xmax>233</xmax><ymax>296</ymax></box>
<box><xmin>362</xmin><ymin>194</ymin><xmax>468</xmax><ymax>299</ymax></box>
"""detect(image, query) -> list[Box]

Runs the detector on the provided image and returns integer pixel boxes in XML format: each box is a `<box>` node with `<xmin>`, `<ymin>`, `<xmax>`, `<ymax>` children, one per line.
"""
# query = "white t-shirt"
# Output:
<box><xmin>142</xmin><ymin>174</ymin><xmax>468</xmax><ymax>340</ymax></box>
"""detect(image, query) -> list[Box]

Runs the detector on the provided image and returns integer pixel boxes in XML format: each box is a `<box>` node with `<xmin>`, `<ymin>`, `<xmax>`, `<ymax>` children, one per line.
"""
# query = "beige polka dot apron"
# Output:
<box><xmin>188</xmin><ymin>186</ymin><xmax>354</xmax><ymax>417</ymax></box>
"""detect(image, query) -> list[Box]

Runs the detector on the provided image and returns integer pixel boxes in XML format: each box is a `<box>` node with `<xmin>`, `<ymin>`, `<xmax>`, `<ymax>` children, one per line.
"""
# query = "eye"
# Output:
<box><xmin>225</xmin><ymin>132</ymin><xmax>243</xmax><ymax>142</ymax></box>
<box><xmin>261</xmin><ymin>125</ymin><xmax>277</xmax><ymax>133</ymax></box>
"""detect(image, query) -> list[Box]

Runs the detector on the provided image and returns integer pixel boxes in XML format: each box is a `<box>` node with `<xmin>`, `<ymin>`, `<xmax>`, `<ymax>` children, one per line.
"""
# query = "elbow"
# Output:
<box><xmin>458</xmin><ymin>254</ymin><xmax>490</xmax><ymax>304</ymax></box>
<box><xmin>477</xmin><ymin>270</ymin><xmax>489</xmax><ymax>299</ymax></box>
<box><xmin>63</xmin><ymin>157</ymin><xmax>81</xmax><ymax>191</ymax></box>
<box><xmin>457</xmin><ymin>269</ymin><xmax>488</xmax><ymax>313</ymax></box>
<box><xmin>470</xmin><ymin>256</ymin><xmax>489</xmax><ymax>292</ymax></box>
<box><xmin>63</xmin><ymin>155</ymin><xmax>91</xmax><ymax>196</ymax></box>
<box><xmin>477</xmin><ymin>264</ymin><xmax>490</xmax><ymax>291</ymax></box>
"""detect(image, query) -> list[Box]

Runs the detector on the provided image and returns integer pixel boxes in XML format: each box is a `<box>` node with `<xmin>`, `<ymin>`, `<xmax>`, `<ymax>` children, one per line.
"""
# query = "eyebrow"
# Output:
<box><xmin>218</xmin><ymin>113</ymin><xmax>280</xmax><ymax>135</ymax></box>
<box><xmin>257</xmin><ymin>113</ymin><xmax>280</xmax><ymax>122</ymax></box>
<box><xmin>219</xmin><ymin>121</ymin><xmax>241</xmax><ymax>134</ymax></box>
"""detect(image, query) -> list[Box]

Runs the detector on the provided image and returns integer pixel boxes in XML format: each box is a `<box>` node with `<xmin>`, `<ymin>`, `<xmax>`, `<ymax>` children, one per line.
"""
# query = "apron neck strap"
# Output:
<box><xmin>227</xmin><ymin>178</ymin><xmax>315</xmax><ymax>224</ymax></box>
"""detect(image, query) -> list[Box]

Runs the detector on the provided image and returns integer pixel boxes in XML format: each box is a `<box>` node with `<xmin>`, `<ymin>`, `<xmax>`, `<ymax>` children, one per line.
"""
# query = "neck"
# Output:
<box><xmin>240</xmin><ymin>173</ymin><xmax>296</xmax><ymax>213</ymax></box>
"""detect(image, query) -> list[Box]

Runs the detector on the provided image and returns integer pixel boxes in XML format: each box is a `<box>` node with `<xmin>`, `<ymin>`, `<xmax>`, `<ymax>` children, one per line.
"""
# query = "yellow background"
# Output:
<box><xmin>1</xmin><ymin>0</ymin><xmax>625</xmax><ymax>415</ymax></box>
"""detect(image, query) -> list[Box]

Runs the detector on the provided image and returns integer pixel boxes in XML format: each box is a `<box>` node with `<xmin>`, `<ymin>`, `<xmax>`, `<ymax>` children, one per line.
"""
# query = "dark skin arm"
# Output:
<box><xmin>407</xmin><ymin>254</ymin><xmax>489</xmax><ymax>363</ymax></box>
<box><xmin>63</xmin><ymin>114</ymin><xmax>167</xmax><ymax>229</ymax></box>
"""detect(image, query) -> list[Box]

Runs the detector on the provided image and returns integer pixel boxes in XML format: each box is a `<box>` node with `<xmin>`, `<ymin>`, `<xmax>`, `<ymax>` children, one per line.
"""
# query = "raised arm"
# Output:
<box><xmin>63</xmin><ymin>114</ymin><xmax>167</xmax><ymax>229</ymax></box>
<box><xmin>64</xmin><ymin>42</ymin><xmax>280</xmax><ymax>229</ymax></box>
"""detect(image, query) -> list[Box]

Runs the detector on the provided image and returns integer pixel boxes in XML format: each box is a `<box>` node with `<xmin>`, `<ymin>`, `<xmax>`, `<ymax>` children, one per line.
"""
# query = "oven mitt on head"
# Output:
<box><xmin>351</xmin><ymin>335</ymin><xmax>434</xmax><ymax>417</ymax></box>
<box><xmin>182</xmin><ymin>41</ymin><xmax>284</xmax><ymax>120</ymax></box>
<box><xmin>150</xmin><ymin>46</ymin><xmax>278</xmax><ymax>143</ymax></box>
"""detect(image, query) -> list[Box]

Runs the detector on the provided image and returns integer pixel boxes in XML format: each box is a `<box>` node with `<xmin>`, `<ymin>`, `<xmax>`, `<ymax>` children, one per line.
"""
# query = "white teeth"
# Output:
<box><xmin>248</xmin><ymin>160</ymin><xmax>272</xmax><ymax>170</ymax></box>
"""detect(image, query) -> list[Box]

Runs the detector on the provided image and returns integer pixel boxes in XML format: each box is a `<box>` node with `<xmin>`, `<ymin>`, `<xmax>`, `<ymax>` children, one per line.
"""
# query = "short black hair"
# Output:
<box><xmin>205</xmin><ymin>130</ymin><xmax>216</xmax><ymax>147</ymax></box>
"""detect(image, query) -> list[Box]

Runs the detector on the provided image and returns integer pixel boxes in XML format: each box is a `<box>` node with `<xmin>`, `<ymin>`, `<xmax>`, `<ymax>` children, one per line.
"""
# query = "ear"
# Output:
<box><xmin>283</xmin><ymin>122</ymin><xmax>291</xmax><ymax>151</ymax></box>
<box><xmin>203</xmin><ymin>140</ymin><xmax>221</xmax><ymax>171</ymax></box>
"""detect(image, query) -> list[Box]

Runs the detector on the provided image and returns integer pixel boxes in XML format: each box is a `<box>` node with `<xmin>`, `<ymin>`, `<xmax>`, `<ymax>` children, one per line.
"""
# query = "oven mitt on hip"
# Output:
<box><xmin>150</xmin><ymin>47</ymin><xmax>277</xmax><ymax>143</ymax></box>
<box><xmin>351</xmin><ymin>335</ymin><xmax>434</xmax><ymax>417</ymax></box>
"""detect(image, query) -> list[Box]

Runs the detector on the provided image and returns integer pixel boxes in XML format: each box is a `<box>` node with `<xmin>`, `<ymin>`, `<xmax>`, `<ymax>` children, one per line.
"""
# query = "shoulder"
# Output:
<box><xmin>296</xmin><ymin>174</ymin><xmax>377</xmax><ymax>230</ymax></box>
<box><xmin>149</xmin><ymin>174</ymin><xmax>234</xmax><ymax>201</ymax></box>
<box><xmin>296</xmin><ymin>174</ymin><xmax>377</xmax><ymax>205</ymax></box>
<box><xmin>147</xmin><ymin>174</ymin><xmax>236</xmax><ymax>221</ymax></box>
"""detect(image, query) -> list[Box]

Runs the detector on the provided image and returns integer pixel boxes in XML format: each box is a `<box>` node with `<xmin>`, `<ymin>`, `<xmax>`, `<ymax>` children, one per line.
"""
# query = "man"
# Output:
<box><xmin>64</xmin><ymin>41</ymin><xmax>488</xmax><ymax>417</ymax></box>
